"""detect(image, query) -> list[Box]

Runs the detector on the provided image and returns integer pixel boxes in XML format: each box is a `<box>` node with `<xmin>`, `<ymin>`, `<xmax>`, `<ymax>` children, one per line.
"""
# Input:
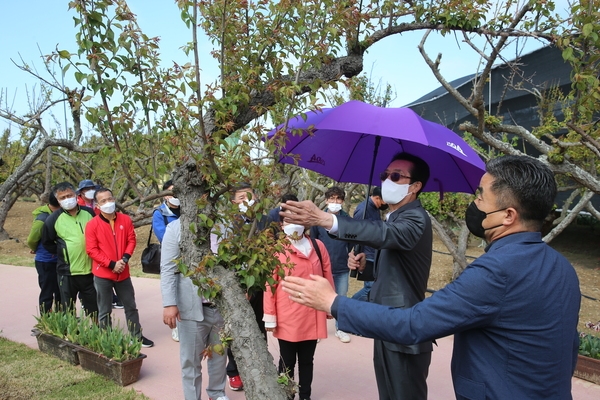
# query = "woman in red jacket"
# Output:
<box><xmin>263</xmin><ymin>211</ymin><xmax>334</xmax><ymax>400</ymax></box>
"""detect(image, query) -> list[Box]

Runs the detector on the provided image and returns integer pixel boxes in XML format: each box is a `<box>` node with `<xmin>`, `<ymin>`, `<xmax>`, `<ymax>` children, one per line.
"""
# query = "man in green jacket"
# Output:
<box><xmin>42</xmin><ymin>182</ymin><xmax>97</xmax><ymax>315</ymax></box>
<box><xmin>27</xmin><ymin>192</ymin><xmax>61</xmax><ymax>313</ymax></box>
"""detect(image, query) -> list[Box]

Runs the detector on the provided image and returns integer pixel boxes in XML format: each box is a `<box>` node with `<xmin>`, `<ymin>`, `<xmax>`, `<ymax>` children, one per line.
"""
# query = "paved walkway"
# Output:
<box><xmin>1</xmin><ymin>263</ymin><xmax>599</xmax><ymax>399</ymax></box>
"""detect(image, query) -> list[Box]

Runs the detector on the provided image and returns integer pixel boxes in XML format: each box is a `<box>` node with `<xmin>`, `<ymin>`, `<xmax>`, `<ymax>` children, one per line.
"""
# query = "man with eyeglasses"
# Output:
<box><xmin>85</xmin><ymin>187</ymin><xmax>154</xmax><ymax>348</ymax></box>
<box><xmin>279</xmin><ymin>152</ymin><xmax>433</xmax><ymax>400</ymax></box>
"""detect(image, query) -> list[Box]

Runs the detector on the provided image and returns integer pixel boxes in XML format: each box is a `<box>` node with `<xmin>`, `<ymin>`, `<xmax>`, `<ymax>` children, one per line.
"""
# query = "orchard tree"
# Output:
<box><xmin>2</xmin><ymin>0</ymin><xmax>599</xmax><ymax>397</ymax></box>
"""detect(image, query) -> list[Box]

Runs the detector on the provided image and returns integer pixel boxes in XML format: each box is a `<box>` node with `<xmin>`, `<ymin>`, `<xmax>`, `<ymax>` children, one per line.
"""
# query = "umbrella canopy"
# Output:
<box><xmin>267</xmin><ymin>100</ymin><xmax>486</xmax><ymax>194</ymax></box>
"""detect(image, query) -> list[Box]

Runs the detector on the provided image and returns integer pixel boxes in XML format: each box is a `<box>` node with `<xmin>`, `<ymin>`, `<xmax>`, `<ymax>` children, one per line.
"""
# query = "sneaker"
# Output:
<box><xmin>228</xmin><ymin>375</ymin><xmax>244</xmax><ymax>391</ymax></box>
<box><xmin>141</xmin><ymin>336</ymin><xmax>154</xmax><ymax>348</ymax></box>
<box><xmin>209</xmin><ymin>397</ymin><xmax>230</xmax><ymax>400</ymax></box>
<box><xmin>112</xmin><ymin>301</ymin><xmax>124</xmax><ymax>309</ymax></box>
<box><xmin>171</xmin><ymin>327</ymin><xmax>179</xmax><ymax>342</ymax></box>
<box><xmin>335</xmin><ymin>330</ymin><xmax>351</xmax><ymax>343</ymax></box>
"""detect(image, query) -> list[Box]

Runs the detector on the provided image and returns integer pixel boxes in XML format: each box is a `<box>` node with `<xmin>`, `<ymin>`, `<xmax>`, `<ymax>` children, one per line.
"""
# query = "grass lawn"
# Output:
<box><xmin>0</xmin><ymin>336</ymin><xmax>148</xmax><ymax>400</ymax></box>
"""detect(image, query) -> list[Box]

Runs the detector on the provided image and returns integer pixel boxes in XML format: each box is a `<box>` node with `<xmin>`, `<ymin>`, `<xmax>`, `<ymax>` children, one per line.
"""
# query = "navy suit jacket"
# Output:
<box><xmin>332</xmin><ymin>231</ymin><xmax>580</xmax><ymax>399</ymax></box>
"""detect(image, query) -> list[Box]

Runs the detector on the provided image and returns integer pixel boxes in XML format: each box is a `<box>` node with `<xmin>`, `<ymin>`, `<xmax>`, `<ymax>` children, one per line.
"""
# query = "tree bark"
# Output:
<box><xmin>0</xmin><ymin>172</ymin><xmax>38</xmax><ymax>240</ymax></box>
<box><xmin>429</xmin><ymin>214</ymin><xmax>469</xmax><ymax>279</ymax></box>
<box><xmin>173</xmin><ymin>160</ymin><xmax>289</xmax><ymax>400</ymax></box>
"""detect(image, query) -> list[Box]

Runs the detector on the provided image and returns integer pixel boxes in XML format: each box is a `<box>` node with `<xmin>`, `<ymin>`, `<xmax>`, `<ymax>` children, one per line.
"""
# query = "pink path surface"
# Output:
<box><xmin>1</xmin><ymin>263</ymin><xmax>598</xmax><ymax>399</ymax></box>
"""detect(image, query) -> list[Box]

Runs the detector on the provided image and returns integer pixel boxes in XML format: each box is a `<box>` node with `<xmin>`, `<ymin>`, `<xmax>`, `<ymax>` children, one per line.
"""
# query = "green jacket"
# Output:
<box><xmin>42</xmin><ymin>206</ymin><xmax>95</xmax><ymax>276</ymax></box>
<box><xmin>26</xmin><ymin>205</ymin><xmax>53</xmax><ymax>251</ymax></box>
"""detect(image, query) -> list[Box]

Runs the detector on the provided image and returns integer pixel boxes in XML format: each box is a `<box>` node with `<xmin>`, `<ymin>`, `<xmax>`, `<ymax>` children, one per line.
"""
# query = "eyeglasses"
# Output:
<box><xmin>380</xmin><ymin>171</ymin><xmax>412</xmax><ymax>183</ymax></box>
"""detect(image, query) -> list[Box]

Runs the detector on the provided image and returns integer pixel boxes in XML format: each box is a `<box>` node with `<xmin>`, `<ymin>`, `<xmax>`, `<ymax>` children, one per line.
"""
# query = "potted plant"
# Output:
<box><xmin>32</xmin><ymin>309</ymin><xmax>81</xmax><ymax>365</ymax></box>
<box><xmin>75</xmin><ymin>318</ymin><xmax>146</xmax><ymax>386</ymax></box>
<box><xmin>575</xmin><ymin>331</ymin><xmax>600</xmax><ymax>385</ymax></box>
<box><xmin>33</xmin><ymin>310</ymin><xmax>147</xmax><ymax>386</ymax></box>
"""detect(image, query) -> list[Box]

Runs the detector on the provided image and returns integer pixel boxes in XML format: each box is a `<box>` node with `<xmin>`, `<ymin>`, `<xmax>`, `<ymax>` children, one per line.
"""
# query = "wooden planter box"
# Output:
<box><xmin>77</xmin><ymin>347</ymin><xmax>147</xmax><ymax>386</ymax></box>
<box><xmin>32</xmin><ymin>329</ymin><xmax>80</xmax><ymax>365</ymax></box>
<box><xmin>574</xmin><ymin>354</ymin><xmax>600</xmax><ymax>385</ymax></box>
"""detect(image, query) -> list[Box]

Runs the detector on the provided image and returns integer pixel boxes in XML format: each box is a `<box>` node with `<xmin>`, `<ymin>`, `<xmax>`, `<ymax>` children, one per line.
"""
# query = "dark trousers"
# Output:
<box><xmin>226</xmin><ymin>290</ymin><xmax>266</xmax><ymax>377</ymax></box>
<box><xmin>373</xmin><ymin>339</ymin><xmax>431</xmax><ymax>400</ymax></box>
<box><xmin>35</xmin><ymin>261</ymin><xmax>60</xmax><ymax>313</ymax></box>
<box><xmin>58</xmin><ymin>273</ymin><xmax>98</xmax><ymax>316</ymax></box>
<box><xmin>93</xmin><ymin>276</ymin><xmax>142</xmax><ymax>338</ymax></box>
<box><xmin>278</xmin><ymin>339</ymin><xmax>318</xmax><ymax>400</ymax></box>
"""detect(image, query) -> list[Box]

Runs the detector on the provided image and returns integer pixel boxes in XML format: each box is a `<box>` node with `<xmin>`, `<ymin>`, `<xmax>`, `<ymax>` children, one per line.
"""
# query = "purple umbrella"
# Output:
<box><xmin>267</xmin><ymin>100</ymin><xmax>486</xmax><ymax>194</ymax></box>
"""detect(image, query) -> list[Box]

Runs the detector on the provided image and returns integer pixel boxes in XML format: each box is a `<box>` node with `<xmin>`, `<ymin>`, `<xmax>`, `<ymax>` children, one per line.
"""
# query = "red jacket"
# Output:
<box><xmin>77</xmin><ymin>196</ymin><xmax>100</xmax><ymax>215</ymax></box>
<box><xmin>85</xmin><ymin>212</ymin><xmax>136</xmax><ymax>281</ymax></box>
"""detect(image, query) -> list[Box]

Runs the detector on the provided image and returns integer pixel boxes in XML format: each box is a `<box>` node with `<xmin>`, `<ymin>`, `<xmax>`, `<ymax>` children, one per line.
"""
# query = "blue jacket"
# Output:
<box><xmin>152</xmin><ymin>203</ymin><xmax>179</xmax><ymax>243</ymax></box>
<box><xmin>352</xmin><ymin>198</ymin><xmax>382</xmax><ymax>261</ymax></box>
<box><xmin>311</xmin><ymin>209</ymin><xmax>352</xmax><ymax>275</ymax></box>
<box><xmin>332</xmin><ymin>231</ymin><xmax>580</xmax><ymax>399</ymax></box>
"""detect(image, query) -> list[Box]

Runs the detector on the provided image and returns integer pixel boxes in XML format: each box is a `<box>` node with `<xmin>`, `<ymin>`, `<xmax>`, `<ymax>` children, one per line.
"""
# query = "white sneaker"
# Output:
<box><xmin>171</xmin><ymin>327</ymin><xmax>179</xmax><ymax>342</ymax></box>
<box><xmin>210</xmin><ymin>397</ymin><xmax>230</xmax><ymax>400</ymax></box>
<box><xmin>335</xmin><ymin>330</ymin><xmax>351</xmax><ymax>343</ymax></box>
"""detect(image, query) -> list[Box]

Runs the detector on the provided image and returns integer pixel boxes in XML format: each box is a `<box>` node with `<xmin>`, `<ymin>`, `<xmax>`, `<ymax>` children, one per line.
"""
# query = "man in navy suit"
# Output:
<box><xmin>280</xmin><ymin>155</ymin><xmax>581</xmax><ymax>400</ymax></box>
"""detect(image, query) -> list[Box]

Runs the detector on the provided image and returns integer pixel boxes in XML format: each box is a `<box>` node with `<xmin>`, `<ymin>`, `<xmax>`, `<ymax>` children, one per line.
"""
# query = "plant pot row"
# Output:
<box><xmin>32</xmin><ymin>329</ymin><xmax>146</xmax><ymax>386</ymax></box>
<box><xmin>574</xmin><ymin>354</ymin><xmax>600</xmax><ymax>386</ymax></box>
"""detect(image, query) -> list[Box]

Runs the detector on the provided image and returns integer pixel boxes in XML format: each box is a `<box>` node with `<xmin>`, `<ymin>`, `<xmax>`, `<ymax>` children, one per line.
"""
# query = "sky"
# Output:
<box><xmin>0</xmin><ymin>1</ymin><xmax>570</xmax><ymax>139</ymax></box>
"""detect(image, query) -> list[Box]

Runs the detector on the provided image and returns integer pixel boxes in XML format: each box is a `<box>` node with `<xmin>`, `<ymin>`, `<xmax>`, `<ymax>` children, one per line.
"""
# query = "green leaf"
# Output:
<box><xmin>562</xmin><ymin>47</ymin><xmax>573</xmax><ymax>61</ymax></box>
<box><xmin>58</xmin><ymin>50</ymin><xmax>71</xmax><ymax>59</ymax></box>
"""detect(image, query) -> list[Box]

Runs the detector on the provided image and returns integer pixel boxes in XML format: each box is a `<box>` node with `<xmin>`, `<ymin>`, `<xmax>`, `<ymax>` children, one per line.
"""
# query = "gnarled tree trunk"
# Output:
<box><xmin>174</xmin><ymin>160</ymin><xmax>288</xmax><ymax>399</ymax></box>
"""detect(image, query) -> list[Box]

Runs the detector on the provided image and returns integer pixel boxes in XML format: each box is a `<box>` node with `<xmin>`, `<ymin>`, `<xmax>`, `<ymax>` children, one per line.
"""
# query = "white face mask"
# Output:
<box><xmin>99</xmin><ymin>201</ymin><xmax>116</xmax><ymax>214</ymax></box>
<box><xmin>59</xmin><ymin>197</ymin><xmax>78</xmax><ymax>211</ymax></box>
<box><xmin>168</xmin><ymin>197</ymin><xmax>181</xmax><ymax>207</ymax></box>
<box><xmin>84</xmin><ymin>190</ymin><xmax>95</xmax><ymax>200</ymax></box>
<box><xmin>381</xmin><ymin>179</ymin><xmax>411</xmax><ymax>205</ymax></box>
<box><xmin>283</xmin><ymin>223</ymin><xmax>305</xmax><ymax>239</ymax></box>
<box><xmin>238</xmin><ymin>199</ymin><xmax>255</xmax><ymax>213</ymax></box>
<box><xmin>327</xmin><ymin>203</ymin><xmax>342</xmax><ymax>213</ymax></box>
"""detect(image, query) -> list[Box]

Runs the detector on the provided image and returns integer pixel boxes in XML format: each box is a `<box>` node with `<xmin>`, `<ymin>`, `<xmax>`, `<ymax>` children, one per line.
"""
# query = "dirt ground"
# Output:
<box><xmin>3</xmin><ymin>200</ymin><xmax>599</xmax><ymax>333</ymax></box>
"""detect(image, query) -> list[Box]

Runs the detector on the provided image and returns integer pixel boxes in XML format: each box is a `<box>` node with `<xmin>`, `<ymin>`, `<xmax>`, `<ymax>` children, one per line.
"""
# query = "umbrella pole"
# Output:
<box><xmin>361</xmin><ymin>135</ymin><xmax>381</xmax><ymax>220</ymax></box>
<box><xmin>351</xmin><ymin>136</ymin><xmax>380</xmax><ymax>277</ymax></box>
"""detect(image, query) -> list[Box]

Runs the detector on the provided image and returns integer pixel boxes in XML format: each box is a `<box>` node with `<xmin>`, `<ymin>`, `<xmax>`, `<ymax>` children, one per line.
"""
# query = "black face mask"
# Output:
<box><xmin>465</xmin><ymin>201</ymin><xmax>505</xmax><ymax>239</ymax></box>
<box><xmin>169</xmin><ymin>206</ymin><xmax>181</xmax><ymax>217</ymax></box>
<box><xmin>379</xmin><ymin>203</ymin><xmax>389</xmax><ymax>212</ymax></box>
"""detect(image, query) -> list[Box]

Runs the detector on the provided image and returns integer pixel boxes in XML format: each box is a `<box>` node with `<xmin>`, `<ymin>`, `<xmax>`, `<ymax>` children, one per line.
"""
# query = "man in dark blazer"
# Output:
<box><xmin>281</xmin><ymin>152</ymin><xmax>434</xmax><ymax>400</ymax></box>
<box><xmin>281</xmin><ymin>155</ymin><xmax>581</xmax><ymax>400</ymax></box>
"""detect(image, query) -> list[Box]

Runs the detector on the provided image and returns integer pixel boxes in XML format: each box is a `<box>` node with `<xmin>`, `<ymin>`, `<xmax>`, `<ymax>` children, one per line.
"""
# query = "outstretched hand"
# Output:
<box><xmin>281</xmin><ymin>274</ymin><xmax>338</xmax><ymax>314</ymax></box>
<box><xmin>280</xmin><ymin>200</ymin><xmax>334</xmax><ymax>230</ymax></box>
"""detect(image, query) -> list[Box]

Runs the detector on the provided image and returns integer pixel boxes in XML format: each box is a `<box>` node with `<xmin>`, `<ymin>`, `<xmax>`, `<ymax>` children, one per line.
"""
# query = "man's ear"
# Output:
<box><xmin>503</xmin><ymin>207</ymin><xmax>518</xmax><ymax>226</ymax></box>
<box><xmin>411</xmin><ymin>181</ymin><xmax>423</xmax><ymax>193</ymax></box>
